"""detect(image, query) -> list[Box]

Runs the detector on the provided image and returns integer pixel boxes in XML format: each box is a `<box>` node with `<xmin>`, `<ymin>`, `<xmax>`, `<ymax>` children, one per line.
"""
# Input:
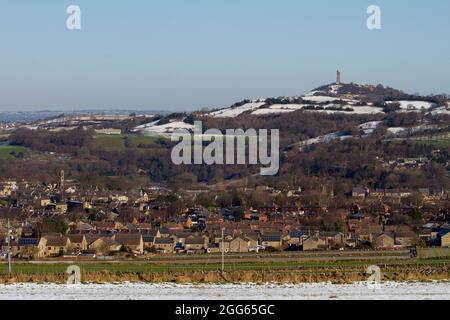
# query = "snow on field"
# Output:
<box><xmin>206</xmin><ymin>97</ymin><xmax>440</xmax><ymax>119</ymax></box>
<box><xmin>1</xmin><ymin>282</ymin><xmax>449</xmax><ymax>300</ymax></box>
<box><xmin>431</xmin><ymin>107</ymin><xmax>450</xmax><ymax>115</ymax></box>
<box><xmin>251</xmin><ymin>109</ymin><xmax>296</xmax><ymax>116</ymax></box>
<box><xmin>329</xmin><ymin>84</ymin><xmax>342</xmax><ymax>94</ymax></box>
<box><xmin>19</xmin><ymin>125</ymin><xmax>39</xmax><ymax>130</ymax></box>
<box><xmin>210</xmin><ymin>102</ymin><xmax>266</xmax><ymax>118</ymax></box>
<box><xmin>251</xmin><ymin>104</ymin><xmax>309</xmax><ymax>115</ymax></box>
<box><xmin>301</xmin><ymin>96</ymin><xmax>344</xmax><ymax>103</ymax></box>
<box><xmin>343</xmin><ymin>106</ymin><xmax>384</xmax><ymax>114</ymax></box>
<box><xmin>360</xmin><ymin>121</ymin><xmax>382</xmax><ymax>130</ymax></box>
<box><xmin>251</xmin><ymin>105</ymin><xmax>384</xmax><ymax>116</ymax></box>
<box><xmin>387</xmin><ymin>124</ymin><xmax>442</xmax><ymax>135</ymax></box>
<box><xmin>387</xmin><ymin>127</ymin><xmax>407</xmax><ymax>134</ymax></box>
<box><xmin>304</xmin><ymin>86</ymin><xmax>343</xmax><ymax>96</ymax></box>
<box><xmin>302</xmin><ymin>94</ymin><xmax>358</xmax><ymax>104</ymax></box>
<box><xmin>299</xmin><ymin>121</ymin><xmax>382</xmax><ymax>148</ymax></box>
<box><xmin>140</xmin><ymin>121</ymin><xmax>194</xmax><ymax>134</ymax></box>
<box><xmin>359</xmin><ymin>121</ymin><xmax>382</xmax><ymax>135</ymax></box>
<box><xmin>133</xmin><ymin>120</ymin><xmax>161</xmax><ymax>131</ymax></box>
<box><xmin>386</xmin><ymin>100</ymin><xmax>434</xmax><ymax>111</ymax></box>
<box><xmin>308</xmin><ymin>105</ymin><xmax>384</xmax><ymax>115</ymax></box>
<box><xmin>301</xmin><ymin>131</ymin><xmax>353</xmax><ymax>147</ymax></box>
<box><xmin>269</xmin><ymin>104</ymin><xmax>309</xmax><ymax>110</ymax></box>
<box><xmin>304</xmin><ymin>90</ymin><xmax>320</xmax><ymax>97</ymax></box>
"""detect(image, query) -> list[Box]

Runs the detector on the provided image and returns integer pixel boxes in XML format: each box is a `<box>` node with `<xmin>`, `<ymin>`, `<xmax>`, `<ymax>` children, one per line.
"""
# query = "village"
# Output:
<box><xmin>0</xmin><ymin>173</ymin><xmax>449</xmax><ymax>261</ymax></box>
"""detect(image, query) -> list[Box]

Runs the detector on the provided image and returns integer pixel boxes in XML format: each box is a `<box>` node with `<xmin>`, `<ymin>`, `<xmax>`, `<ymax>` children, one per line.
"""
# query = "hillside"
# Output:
<box><xmin>310</xmin><ymin>82</ymin><xmax>409</xmax><ymax>102</ymax></box>
<box><xmin>199</xmin><ymin>82</ymin><xmax>449</xmax><ymax>119</ymax></box>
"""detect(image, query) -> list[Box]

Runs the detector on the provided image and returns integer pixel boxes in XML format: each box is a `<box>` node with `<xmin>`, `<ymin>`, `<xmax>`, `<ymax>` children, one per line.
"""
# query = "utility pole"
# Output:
<box><xmin>60</xmin><ymin>169</ymin><xmax>65</xmax><ymax>201</ymax></box>
<box><xmin>7</xmin><ymin>219</ymin><xmax>12</xmax><ymax>275</ymax></box>
<box><xmin>221</xmin><ymin>228</ymin><xmax>225</xmax><ymax>273</ymax></box>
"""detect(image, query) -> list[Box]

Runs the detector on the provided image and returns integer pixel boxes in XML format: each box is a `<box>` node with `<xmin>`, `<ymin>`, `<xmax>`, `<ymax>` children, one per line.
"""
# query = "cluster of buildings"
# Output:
<box><xmin>351</xmin><ymin>186</ymin><xmax>448</xmax><ymax>201</ymax></box>
<box><xmin>0</xmin><ymin>177</ymin><xmax>449</xmax><ymax>260</ymax></box>
<box><xmin>1</xmin><ymin>209</ymin><xmax>450</xmax><ymax>260</ymax></box>
<box><xmin>347</xmin><ymin>214</ymin><xmax>450</xmax><ymax>249</ymax></box>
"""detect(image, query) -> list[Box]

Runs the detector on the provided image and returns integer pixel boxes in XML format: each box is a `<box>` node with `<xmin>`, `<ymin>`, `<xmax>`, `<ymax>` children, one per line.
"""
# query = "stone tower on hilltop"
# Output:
<box><xmin>336</xmin><ymin>70</ymin><xmax>341</xmax><ymax>85</ymax></box>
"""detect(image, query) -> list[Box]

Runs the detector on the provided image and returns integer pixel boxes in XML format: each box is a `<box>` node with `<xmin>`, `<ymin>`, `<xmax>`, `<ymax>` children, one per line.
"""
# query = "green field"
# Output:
<box><xmin>1</xmin><ymin>258</ymin><xmax>449</xmax><ymax>276</ymax></box>
<box><xmin>93</xmin><ymin>134</ymin><xmax>163</xmax><ymax>152</ymax></box>
<box><xmin>0</xmin><ymin>145</ymin><xmax>27</xmax><ymax>159</ymax></box>
<box><xmin>414</xmin><ymin>139</ymin><xmax>450</xmax><ymax>149</ymax></box>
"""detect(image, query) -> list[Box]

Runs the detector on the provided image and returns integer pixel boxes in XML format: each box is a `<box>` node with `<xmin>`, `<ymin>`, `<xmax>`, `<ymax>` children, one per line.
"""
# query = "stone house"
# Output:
<box><xmin>38</xmin><ymin>236</ymin><xmax>71</xmax><ymax>258</ymax></box>
<box><xmin>184</xmin><ymin>237</ymin><xmax>208</xmax><ymax>251</ymax></box>
<box><xmin>228</xmin><ymin>237</ymin><xmax>249</xmax><ymax>253</ymax></box>
<box><xmin>55</xmin><ymin>203</ymin><xmax>68</xmax><ymax>214</ymax></box>
<box><xmin>440</xmin><ymin>230</ymin><xmax>450</xmax><ymax>247</ymax></box>
<box><xmin>68</xmin><ymin>235</ymin><xmax>87</xmax><ymax>251</ymax></box>
<box><xmin>88</xmin><ymin>237</ymin><xmax>122</xmax><ymax>255</ymax></box>
<box><xmin>113</xmin><ymin>234</ymin><xmax>144</xmax><ymax>255</ymax></box>
<box><xmin>322</xmin><ymin>232</ymin><xmax>345</xmax><ymax>249</ymax></box>
<box><xmin>142</xmin><ymin>230</ymin><xmax>160</xmax><ymax>249</ymax></box>
<box><xmin>1</xmin><ymin>240</ymin><xmax>20</xmax><ymax>257</ymax></box>
<box><xmin>302</xmin><ymin>236</ymin><xmax>326</xmax><ymax>251</ymax></box>
<box><xmin>154</xmin><ymin>238</ymin><xmax>175</xmax><ymax>253</ymax></box>
<box><xmin>244</xmin><ymin>235</ymin><xmax>259</xmax><ymax>248</ymax></box>
<box><xmin>394</xmin><ymin>231</ymin><xmax>417</xmax><ymax>247</ymax></box>
<box><xmin>372</xmin><ymin>233</ymin><xmax>395</xmax><ymax>249</ymax></box>
<box><xmin>18</xmin><ymin>238</ymin><xmax>40</xmax><ymax>259</ymax></box>
<box><xmin>261</xmin><ymin>233</ymin><xmax>283</xmax><ymax>249</ymax></box>
<box><xmin>287</xmin><ymin>230</ymin><xmax>307</xmax><ymax>246</ymax></box>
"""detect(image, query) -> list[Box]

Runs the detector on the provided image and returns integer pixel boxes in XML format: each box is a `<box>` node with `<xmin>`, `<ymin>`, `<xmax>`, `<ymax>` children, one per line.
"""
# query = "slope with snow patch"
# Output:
<box><xmin>386</xmin><ymin>100</ymin><xmax>434</xmax><ymax>112</ymax></box>
<box><xmin>140</xmin><ymin>121</ymin><xmax>195</xmax><ymax>135</ymax></box>
<box><xmin>431</xmin><ymin>107</ymin><xmax>450</xmax><ymax>115</ymax></box>
<box><xmin>301</xmin><ymin>96</ymin><xmax>349</xmax><ymax>103</ymax></box>
<box><xmin>308</xmin><ymin>105</ymin><xmax>383</xmax><ymax>115</ymax></box>
<box><xmin>251</xmin><ymin>109</ymin><xmax>296</xmax><ymax>116</ymax></box>
<box><xmin>250</xmin><ymin>104</ymin><xmax>308</xmax><ymax>115</ymax></box>
<box><xmin>210</xmin><ymin>102</ymin><xmax>266</xmax><ymax>118</ymax></box>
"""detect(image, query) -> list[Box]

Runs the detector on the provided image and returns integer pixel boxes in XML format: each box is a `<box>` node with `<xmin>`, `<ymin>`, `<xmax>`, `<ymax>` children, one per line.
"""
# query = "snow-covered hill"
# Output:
<box><xmin>205</xmin><ymin>82</ymin><xmax>442</xmax><ymax>118</ymax></box>
<box><xmin>131</xmin><ymin>82</ymin><xmax>448</xmax><ymax>136</ymax></box>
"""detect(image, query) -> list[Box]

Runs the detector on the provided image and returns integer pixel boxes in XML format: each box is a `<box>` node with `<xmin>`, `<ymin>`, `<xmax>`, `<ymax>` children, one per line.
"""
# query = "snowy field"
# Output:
<box><xmin>0</xmin><ymin>282</ymin><xmax>449</xmax><ymax>300</ymax></box>
<box><xmin>385</xmin><ymin>100</ymin><xmax>434</xmax><ymax>112</ymax></box>
<box><xmin>139</xmin><ymin>121</ymin><xmax>195</xmax><ymax>134</ymax></box>
<box><xmin>210</xmin><ymin>102</ymin><xmax>266</xmax><ymax>118</ymax></box>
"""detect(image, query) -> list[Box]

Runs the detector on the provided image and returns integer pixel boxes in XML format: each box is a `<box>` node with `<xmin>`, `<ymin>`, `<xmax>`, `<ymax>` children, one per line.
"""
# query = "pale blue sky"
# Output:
<box><xmin>0</xmin><ymin>0</ymin><xmax>449</xmax><ymax>111</ymax></box>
